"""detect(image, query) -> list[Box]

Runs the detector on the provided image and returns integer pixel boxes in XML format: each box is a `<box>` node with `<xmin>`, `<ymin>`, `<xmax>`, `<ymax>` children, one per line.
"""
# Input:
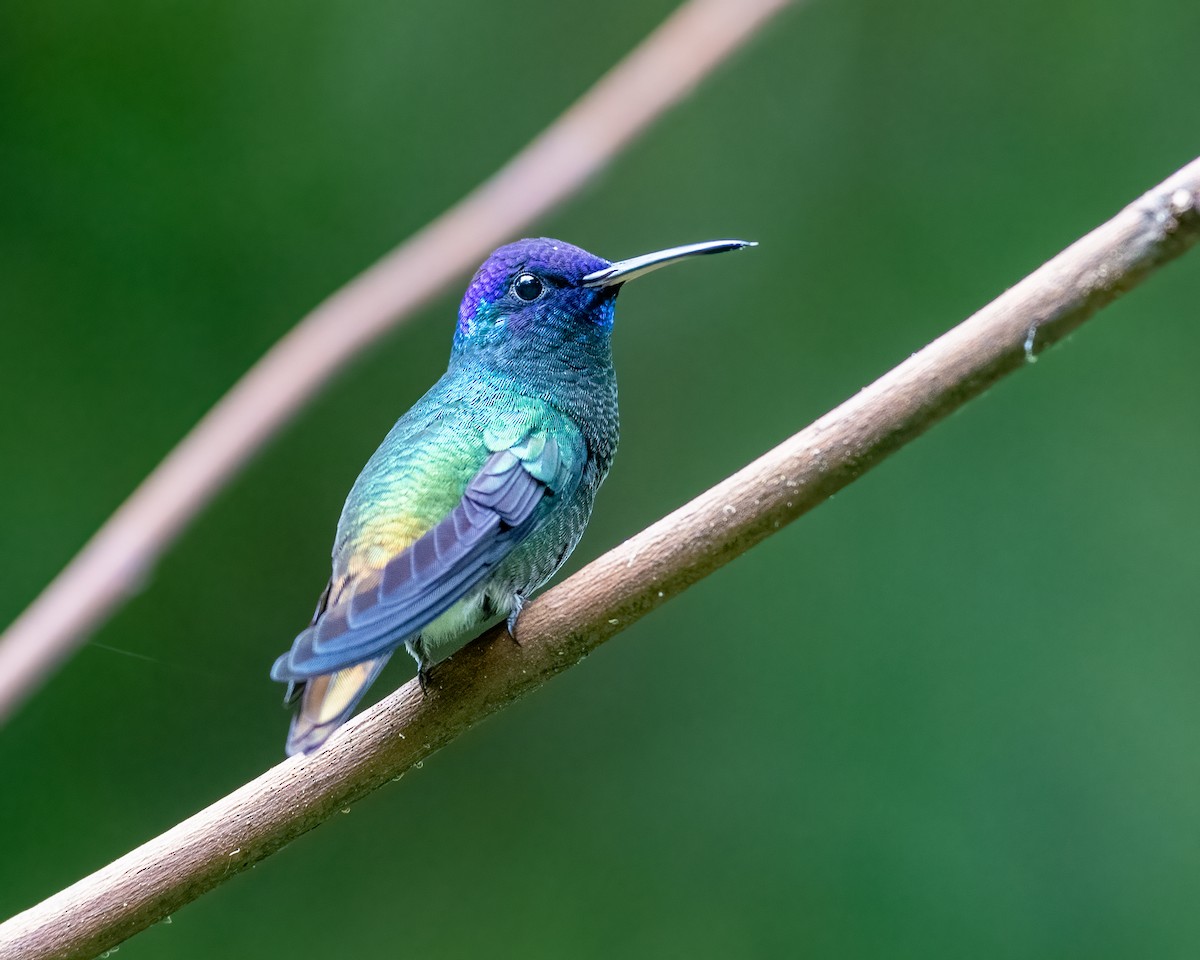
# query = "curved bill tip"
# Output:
<box><xmin>582</xmin><ymin>238</ymin><xmax>758</xmax><ymax>288</ymax></box>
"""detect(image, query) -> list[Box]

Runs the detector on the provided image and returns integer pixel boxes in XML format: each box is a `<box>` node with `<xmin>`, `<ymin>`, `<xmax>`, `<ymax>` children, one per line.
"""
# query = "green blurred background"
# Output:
<box><xmin>3</xmin><ymin>0</ymin><xmax>1199</xmax><ymax>956</ymax></box>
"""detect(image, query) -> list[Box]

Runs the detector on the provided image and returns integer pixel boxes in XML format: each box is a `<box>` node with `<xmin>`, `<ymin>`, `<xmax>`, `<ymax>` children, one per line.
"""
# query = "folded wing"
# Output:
<box><xmin>271</xmin><ymin>424</ymin><xmax>579</xmax><ymax>682</ymax></box>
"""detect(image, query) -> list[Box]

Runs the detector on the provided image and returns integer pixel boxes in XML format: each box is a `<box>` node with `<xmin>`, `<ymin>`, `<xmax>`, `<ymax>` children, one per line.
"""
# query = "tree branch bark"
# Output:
<box><xmin>3</xmin><ymin>157</ymin><xmax>1197</xmax><ymax>960</ymax></box>
<box><xmin>0</xmin><ymin>0</ymin><xmax>794</xmax><ymax>726</ymax></box>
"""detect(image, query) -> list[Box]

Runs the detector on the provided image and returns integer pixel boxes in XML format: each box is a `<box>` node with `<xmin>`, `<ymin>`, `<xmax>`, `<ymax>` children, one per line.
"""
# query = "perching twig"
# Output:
<box><xmin>0</xmin><ymin>0</ymin><xmax>794</xmax><ymax>726</ymax></box>
<box><xmin>3</xmin><ymin>157</ymin><xmax>1197</xmax><ymax>960</ymax></box>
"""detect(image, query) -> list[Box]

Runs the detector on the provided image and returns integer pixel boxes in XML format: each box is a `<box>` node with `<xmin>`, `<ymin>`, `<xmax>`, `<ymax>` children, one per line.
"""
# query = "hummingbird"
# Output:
<box><xmin>270</xmin><ymin>236</ymin><xmax>755</xmax><ymax>755</ymax></box>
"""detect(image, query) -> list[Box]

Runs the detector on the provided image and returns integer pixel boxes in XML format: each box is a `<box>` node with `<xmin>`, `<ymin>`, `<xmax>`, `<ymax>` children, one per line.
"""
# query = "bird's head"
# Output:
<box><xmin>452</xmin><ymin>237</ymin><xmax>755</xmax><ymax>366</ymax></box>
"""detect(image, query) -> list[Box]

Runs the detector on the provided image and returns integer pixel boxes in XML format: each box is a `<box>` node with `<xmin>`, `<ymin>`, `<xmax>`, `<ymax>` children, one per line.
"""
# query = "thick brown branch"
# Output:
<box><xmin>0</xmin><ymin>0</ymin><xmax>794</xmax><ymax>725</ymax></box>
<box><xmin>2</xmin><ymin>158</ymin><xmax>1196</xmax><ymax>960</ymax></box>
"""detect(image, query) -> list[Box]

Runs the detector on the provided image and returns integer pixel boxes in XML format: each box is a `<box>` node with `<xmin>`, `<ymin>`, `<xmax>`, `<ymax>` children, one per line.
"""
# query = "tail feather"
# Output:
<box><xmin>285</xmin><ymin>654</ymin><xmax>391</xmax><ymax>756</ymax></box>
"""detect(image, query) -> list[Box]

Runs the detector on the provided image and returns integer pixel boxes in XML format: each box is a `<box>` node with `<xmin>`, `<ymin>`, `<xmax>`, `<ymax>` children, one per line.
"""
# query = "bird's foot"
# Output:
<box><xmin>417</xmin><ymin>665</ymin><xmax>431</xmax><ymax>695</ymax></box>
<box><xmin>506</xmin><ymin>595</ymin><xmax>526</xmax><ymax>644</ymax></box>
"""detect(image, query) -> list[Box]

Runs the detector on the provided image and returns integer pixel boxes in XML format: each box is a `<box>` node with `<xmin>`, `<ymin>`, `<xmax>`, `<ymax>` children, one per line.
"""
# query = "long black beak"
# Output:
<box><xmin>581</xmin><ymin>239</ymin><xmax>756</xmax><ymax>288</ymax></box>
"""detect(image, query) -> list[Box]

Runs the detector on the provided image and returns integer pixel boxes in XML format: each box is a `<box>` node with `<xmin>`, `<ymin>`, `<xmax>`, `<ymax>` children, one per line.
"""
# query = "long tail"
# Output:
<box><xmin>283</xmin><ymin>655</ymin><xmax>391</xmax><ymax>756</ymax></box>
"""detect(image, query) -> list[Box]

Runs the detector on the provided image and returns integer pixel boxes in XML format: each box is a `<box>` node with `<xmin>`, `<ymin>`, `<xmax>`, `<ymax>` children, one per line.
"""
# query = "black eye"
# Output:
<box><xmin>513</xmin><ymin>273</ymin><xmax>544</xmax><ymax>302</ymax></box>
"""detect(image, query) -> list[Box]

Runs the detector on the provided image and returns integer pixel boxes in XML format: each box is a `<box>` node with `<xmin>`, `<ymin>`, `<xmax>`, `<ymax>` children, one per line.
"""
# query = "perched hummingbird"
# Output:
<box><xmin>270</xmin><ymin>236</ymin><xmax>755</xmax><ymax>754</ymax></box>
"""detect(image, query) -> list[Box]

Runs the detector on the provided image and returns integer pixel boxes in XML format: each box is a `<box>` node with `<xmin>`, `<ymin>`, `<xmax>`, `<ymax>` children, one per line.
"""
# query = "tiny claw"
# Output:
<box><xmin>506</xmin><ymin>594</ymin><xmax>526</xmax><ymax>645</ymax></box>
<box><xmin>417</xmin><ymin>666</ymin><xmax>430</xmax><ymax>695</ymax></box>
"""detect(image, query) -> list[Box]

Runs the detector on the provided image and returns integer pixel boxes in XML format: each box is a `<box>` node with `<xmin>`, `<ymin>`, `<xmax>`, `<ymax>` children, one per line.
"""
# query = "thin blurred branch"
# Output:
<box><xmin>3</xmin><ymin>158</ymin><xmax>1197</xmax><ymax>960</ymax></box>
<box><xmin>0</xmin><ymin>0</ymin><xmax>794</xmax><ymax>725</ymax></box>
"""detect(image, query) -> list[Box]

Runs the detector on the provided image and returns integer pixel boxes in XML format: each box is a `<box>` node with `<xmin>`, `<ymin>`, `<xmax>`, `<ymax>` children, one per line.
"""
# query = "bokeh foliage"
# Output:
<box><xmin>2</xmin><ymin>0</ymin><xmax>1199</xmax><ymax>956</ymax></box>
